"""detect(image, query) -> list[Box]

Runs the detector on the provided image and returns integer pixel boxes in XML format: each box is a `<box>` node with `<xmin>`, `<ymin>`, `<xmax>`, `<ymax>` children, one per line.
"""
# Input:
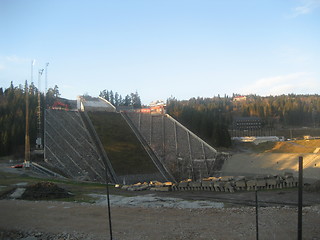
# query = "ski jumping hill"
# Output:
<box><xmin>44</xmin><ymin>97</ymin><xmax>226</xmax><ymax>184</ymax></box>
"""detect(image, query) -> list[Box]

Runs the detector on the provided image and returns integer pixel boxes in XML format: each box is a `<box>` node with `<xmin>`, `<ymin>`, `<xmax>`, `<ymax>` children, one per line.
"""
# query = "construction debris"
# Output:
<box><xmin>120</xmin><ymin>181</ymin><xmax>172</xmax><ymax>192</ymax></box>
<box><xmin>21</xmin><ymin>182</ymin><xmax>72</xmax><ymax>200</ymax></box>
<box><xmin>120</xmin><ymin>173</ymin><xmax>300</xmax><ymax>193</ymax></box>
<box><xmin>173</xmin><ymin>174</ymin><xmax>298</xmax><ymax>192</ymax></box>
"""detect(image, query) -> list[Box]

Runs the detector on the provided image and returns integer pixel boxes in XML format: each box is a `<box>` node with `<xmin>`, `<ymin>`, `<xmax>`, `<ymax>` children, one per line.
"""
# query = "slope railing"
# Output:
<box><xmin>31</xmin><ymin>162</ymin><xmax>66</xmax><ymax>178</ymax></box>
<box><xmin>79</xmin><ymin>111</ymin><xmax>119</xmax><ymax>183</ymax></box>
<box><xmin>165</xmin><ymin>114</ymin><xmax>218</xmax><ymax>154</ymax></box>
<box><xmin>121</xmin><ymin>111</ymin><xmax>176</xmax><ymax>183</ymax></box>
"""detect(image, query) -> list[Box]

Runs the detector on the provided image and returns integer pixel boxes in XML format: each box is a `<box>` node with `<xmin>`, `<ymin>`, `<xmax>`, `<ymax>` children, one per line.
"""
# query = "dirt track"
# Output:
<box><xmin>1</xmin><ymin>199</ymin><xmax>320</xmax><ymax>240</ymax></box>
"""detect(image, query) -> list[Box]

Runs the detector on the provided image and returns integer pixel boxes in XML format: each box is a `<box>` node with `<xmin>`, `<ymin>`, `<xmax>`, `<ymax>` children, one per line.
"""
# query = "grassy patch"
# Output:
<box><xmin>0</xmin><ymin>170</ymin><xmax>112</xmax><ymax>202</ymax></box>
<box><xmin>88</xmin><ymin>112</ymin><xmax>157</xmax><ymax>175</ymax></box>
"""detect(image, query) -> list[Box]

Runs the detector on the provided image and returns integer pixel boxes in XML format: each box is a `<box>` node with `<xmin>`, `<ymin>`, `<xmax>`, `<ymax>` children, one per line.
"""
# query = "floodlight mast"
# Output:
<box><xmin>45</xmin><ymin>63</ymin><xmax>49</xmax><ymax>96</ymax></box>
<box><xmin>24</xmin><ymin>80</ymin><xmax>31</xmax><ymax>168</ymax></box>
<box><xmin>36</xmin><ymin>69</ymin><xmax>44</xmax><ymax>150</ymax></box>
<box><xmin>24</xmin><ymin>60</ymin><xmax>35</xmax><ymax>168</ymax></box>
<box><xmin>31</xmin><ymin>60</ymin><xmax>35</xmax><ymax>83</ymax></box>
<box><xmin>44</xmin><ymin>63</ymin><xmax>49</xmax><ymax>161</ymax></box>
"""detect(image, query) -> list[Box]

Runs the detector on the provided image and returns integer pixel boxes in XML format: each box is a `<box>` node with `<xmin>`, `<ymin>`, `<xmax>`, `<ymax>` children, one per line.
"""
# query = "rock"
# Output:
<box><xmin>10</xmin><ymin>187</ymin><xmax>26</xmax><ymax>199</ymax></box>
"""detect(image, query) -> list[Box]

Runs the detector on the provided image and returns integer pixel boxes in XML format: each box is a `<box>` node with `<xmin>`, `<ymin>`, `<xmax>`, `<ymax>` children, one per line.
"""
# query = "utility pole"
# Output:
<box><xmin>36</xmin><ymin>69</ymin><xmax>44</xmax><ymax>149</ymax></box>
<box><xmin>24</xmin><ymin>80</ymin><xmax>31</xmax><ymax>168</ymax></box>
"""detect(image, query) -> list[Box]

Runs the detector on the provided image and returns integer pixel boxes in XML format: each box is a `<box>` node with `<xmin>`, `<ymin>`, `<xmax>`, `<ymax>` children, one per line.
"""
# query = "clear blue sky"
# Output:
<box><xmin>1</xmin><ymin>0</ymin><xmax>319</xmax><ymax>104</ymax></box>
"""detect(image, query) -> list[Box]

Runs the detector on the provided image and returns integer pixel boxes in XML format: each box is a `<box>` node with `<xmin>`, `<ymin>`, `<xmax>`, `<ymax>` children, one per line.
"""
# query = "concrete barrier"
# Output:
<box><xmin>213</xmin><ymin>181</ymin><xmax>225</xmax><ymax>192</ymax></box>
<box><xmin>201</xmin><ymin>181</ymin><xmax>213</xmax><ymax>191</ymax></box>
<box><xmin>256</xmin><ymin>179</ymin><xmax>266</xmax><ymax>190</ymax></box>
<box><xmin>224</xmin><ymin>182</ymin><xmax>235</xmax><ymax>193</ymax></box>
<box><xmin>266</xmin><ymin>178</ymin><xmax>277</xmax><ymax>189</ymax></box>
<box><xmin>246</xmin><ymin>179</ymin><xmax>256</xmax><ymax>190</ymax></box>
<box><xmin>189</xmin><ymin>182</ymin><xmax>202</xmax><ymax>191</ymax></box>
<box><xmin>178</xmin><ymin>182</ymin><xmax>189</xmax><ymax>191</ymax></box>
<box><xmin>235</xmin><ymin>180</ymin><xmax>246</xmax><ymax>190</ymax></box>
<box><xmin>129</xmin><ymin>173</ymin><xmax>301</xmax><ymax>192</ymax></box>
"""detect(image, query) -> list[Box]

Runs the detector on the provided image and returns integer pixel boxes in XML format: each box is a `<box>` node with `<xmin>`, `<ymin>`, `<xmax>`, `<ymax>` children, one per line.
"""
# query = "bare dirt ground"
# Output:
<box><xmin>1</xmin><ymin>199</ymin><xmax>320</xmax><ymax>240</ymax></box>
<box><xmin>1</xmin><ymin>159</ymin><xmax>320</xmax><ymax>240</ymax></box>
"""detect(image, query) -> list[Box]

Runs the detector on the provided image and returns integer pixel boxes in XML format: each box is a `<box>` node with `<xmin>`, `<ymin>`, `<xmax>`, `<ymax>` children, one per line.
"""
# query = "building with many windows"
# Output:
<box><xmin>233</xmin><ymin>117</ymin><xmax>262</xmax><ymax>130</ymax></box>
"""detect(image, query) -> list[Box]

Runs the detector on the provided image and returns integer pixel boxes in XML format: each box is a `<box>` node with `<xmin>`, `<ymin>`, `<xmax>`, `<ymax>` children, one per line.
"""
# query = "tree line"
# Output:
<box><xmin>99</xmin><ymin>89</ymin><xmax>142</xmax><ymax>108</ymax></box>
<box><xmin>0</xmin><ymin>82</ymin><xmax>59</xmax><ymax>157</ymax></box>
<box><xmin>166</xmin><ymin>94</ymin><xmax>320</xmax><ymax>148</ymax></box>
<box><xmin>2</xmin><ymin>80</ymin><xmax>320</xmax><ymax>156</ymax></box>
<box><xmin>233</xmin><ymin>94</ymin><xmax>320</xmax><ymax>127</ymax></box>
<box><xmin>166</xmin><ymin>97</ymin><xmax>232</xmax><ymax>148</ymax></box>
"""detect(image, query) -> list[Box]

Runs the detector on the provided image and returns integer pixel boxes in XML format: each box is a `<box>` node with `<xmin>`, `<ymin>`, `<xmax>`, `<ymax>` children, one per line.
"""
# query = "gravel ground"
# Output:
<box><xmin>1</xmin><ymin>161</ymin><xmax>320</xmax><ymax>239</ymax></box>
<box><xmin>1</xmin><ymin>199</ymin><xmax>320</xmax><ymax>240</ymax></box>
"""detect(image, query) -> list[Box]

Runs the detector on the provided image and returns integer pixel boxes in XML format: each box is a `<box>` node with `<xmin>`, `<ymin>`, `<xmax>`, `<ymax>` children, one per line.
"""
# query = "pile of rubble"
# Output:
<box><xmin>120</xmin><ymin>172</ymin><xmax>299</xmax><ymax>193</ymax></box>
<box><xmin>118</xmin><ymin>181</ymin><xmax>173</xmax><ymax>192</ymax></box>
<box><xmin>174</xmin><ymin>173</ymin><xmax>298</xmax><ymax>192</ymax></box>
<box><xmin>21</xmin><ymin>181</ymin><xmax>72</xmax><ymax>200</ymax></box>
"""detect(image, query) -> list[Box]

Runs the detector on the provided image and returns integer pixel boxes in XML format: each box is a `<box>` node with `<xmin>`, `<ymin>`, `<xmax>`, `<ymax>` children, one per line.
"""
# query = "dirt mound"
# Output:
<box><xmin>305</xmin><ymin>180</ymin><xmax>320</xmax><ymax>192</ymax></box>
<box><xmin>267</xmin><ymin>141</ymin><xmax>314</xmax><ymax>153</ymax></box>
<box><xmin>237</xmin><ymin>139</ymin><xmax>320</xmax><ymax>154</ymax></box>
<box><xmin>21</xmin><ymin>182</ymin><xmax>72</xmax><ymax>200</ymax></box>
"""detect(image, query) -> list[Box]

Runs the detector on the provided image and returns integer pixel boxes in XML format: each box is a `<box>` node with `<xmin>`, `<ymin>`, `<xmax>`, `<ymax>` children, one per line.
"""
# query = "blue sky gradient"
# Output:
<box><xmin>1</xmin><ymin>0</ymin><xmax>319</xmax><ymax>104</ymax></box>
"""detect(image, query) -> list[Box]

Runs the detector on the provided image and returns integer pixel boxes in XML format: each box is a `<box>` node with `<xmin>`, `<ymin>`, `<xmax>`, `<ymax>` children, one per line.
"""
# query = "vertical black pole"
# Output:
<box><xmin>298</xmin><ymin>156</ymin><xmax>303</xmax><ymax>240</ymax></box>
<box><xmin>106</xmin><ymin>172</ymin><xmax>113</xmax><ymax>240</ymax></box>
<box><xmin>255</xmin><ymin>190</ymin><xmax>259</xmax><ymax>240</ymax></box>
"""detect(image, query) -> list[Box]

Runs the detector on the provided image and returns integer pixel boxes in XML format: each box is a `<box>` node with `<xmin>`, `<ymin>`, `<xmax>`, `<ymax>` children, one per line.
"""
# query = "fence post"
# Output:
<box><xmin>298</xmin><ymin>156</ymin><xmax>303</xmax><ymax>240</ymax></box>
<box><xmin>255</xmin><ymin>190</ymin><xmax>259</xmax><ymax>240</ymax></box>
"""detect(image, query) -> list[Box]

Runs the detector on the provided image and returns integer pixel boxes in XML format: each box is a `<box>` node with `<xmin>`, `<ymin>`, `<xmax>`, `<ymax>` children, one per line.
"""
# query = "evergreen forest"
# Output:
<box><xmin>99</xmin><ymin>89</ymin><xmax>142</xmax><ymax>108</ymax></box>
<box><xmin>1</xmin><ymin>81</ymin><xmax>320</xmax><ymax>156</ymax></box>
<box><xmin>0</xmin><ymin>82</ymin><xmax>59</xmax><ymax>157</ymax></box>
<box><xmin>166</xmin><ymin>94</ymin><xmax>320</xmax><ymax>148</ymax></box>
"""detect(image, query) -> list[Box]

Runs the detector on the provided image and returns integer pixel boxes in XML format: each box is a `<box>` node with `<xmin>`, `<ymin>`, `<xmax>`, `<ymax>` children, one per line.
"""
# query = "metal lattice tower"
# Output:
<box><xmin>24</xmin><ymin>80</ymin><xmax>31</xmax><ymax>167</ymax></box>
<box><xmin>44</xmin><ymin>63</ymin><xmax>49</xmax><ymax>160</ymax></box>
<box><xmin>36</xmin><ymin>69</ymin><xmax>44</xmax><ymax>149</ymax></box>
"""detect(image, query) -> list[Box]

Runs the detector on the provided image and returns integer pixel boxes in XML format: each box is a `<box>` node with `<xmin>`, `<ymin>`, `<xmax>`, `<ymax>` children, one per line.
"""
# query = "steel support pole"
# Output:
<box><xmin>24</xmin><ymin>80</ymin><xmax>30</xmax><ymax>167</ymax></box>
<box><xmin>255</xmin><ymin>190</ymin><xmax>259</xmax><ymax>240</ymax></box>
<box><xmin>162</xmin><ymin>115</ymin><xmax>165</xmax><ymax>158</ymax></box>
<box><xmin>105</xmin><ymin>171</ymin><xmax>113</xmax><ymax>240</ymax></box>
<box><xmin>298</xmin><ymin>156</ymin><xmax>303</xmax><ymax>240</ymax></box>
<box><xmin>150</xmin><ymin>114</ymin><xmax>152</xmax><ymax>145</ymax></box>
<box><xmin>44</xmin><ymin>63</ymin><xmax>49</xmax><ymax>161</ymax></box>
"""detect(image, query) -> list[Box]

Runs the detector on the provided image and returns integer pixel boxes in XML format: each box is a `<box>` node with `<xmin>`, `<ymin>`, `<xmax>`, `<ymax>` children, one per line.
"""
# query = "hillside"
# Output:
<box><xmin>87</xmin><ymin>112</ymin><xmax>158</xmax><ymax>175</ymax></box>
